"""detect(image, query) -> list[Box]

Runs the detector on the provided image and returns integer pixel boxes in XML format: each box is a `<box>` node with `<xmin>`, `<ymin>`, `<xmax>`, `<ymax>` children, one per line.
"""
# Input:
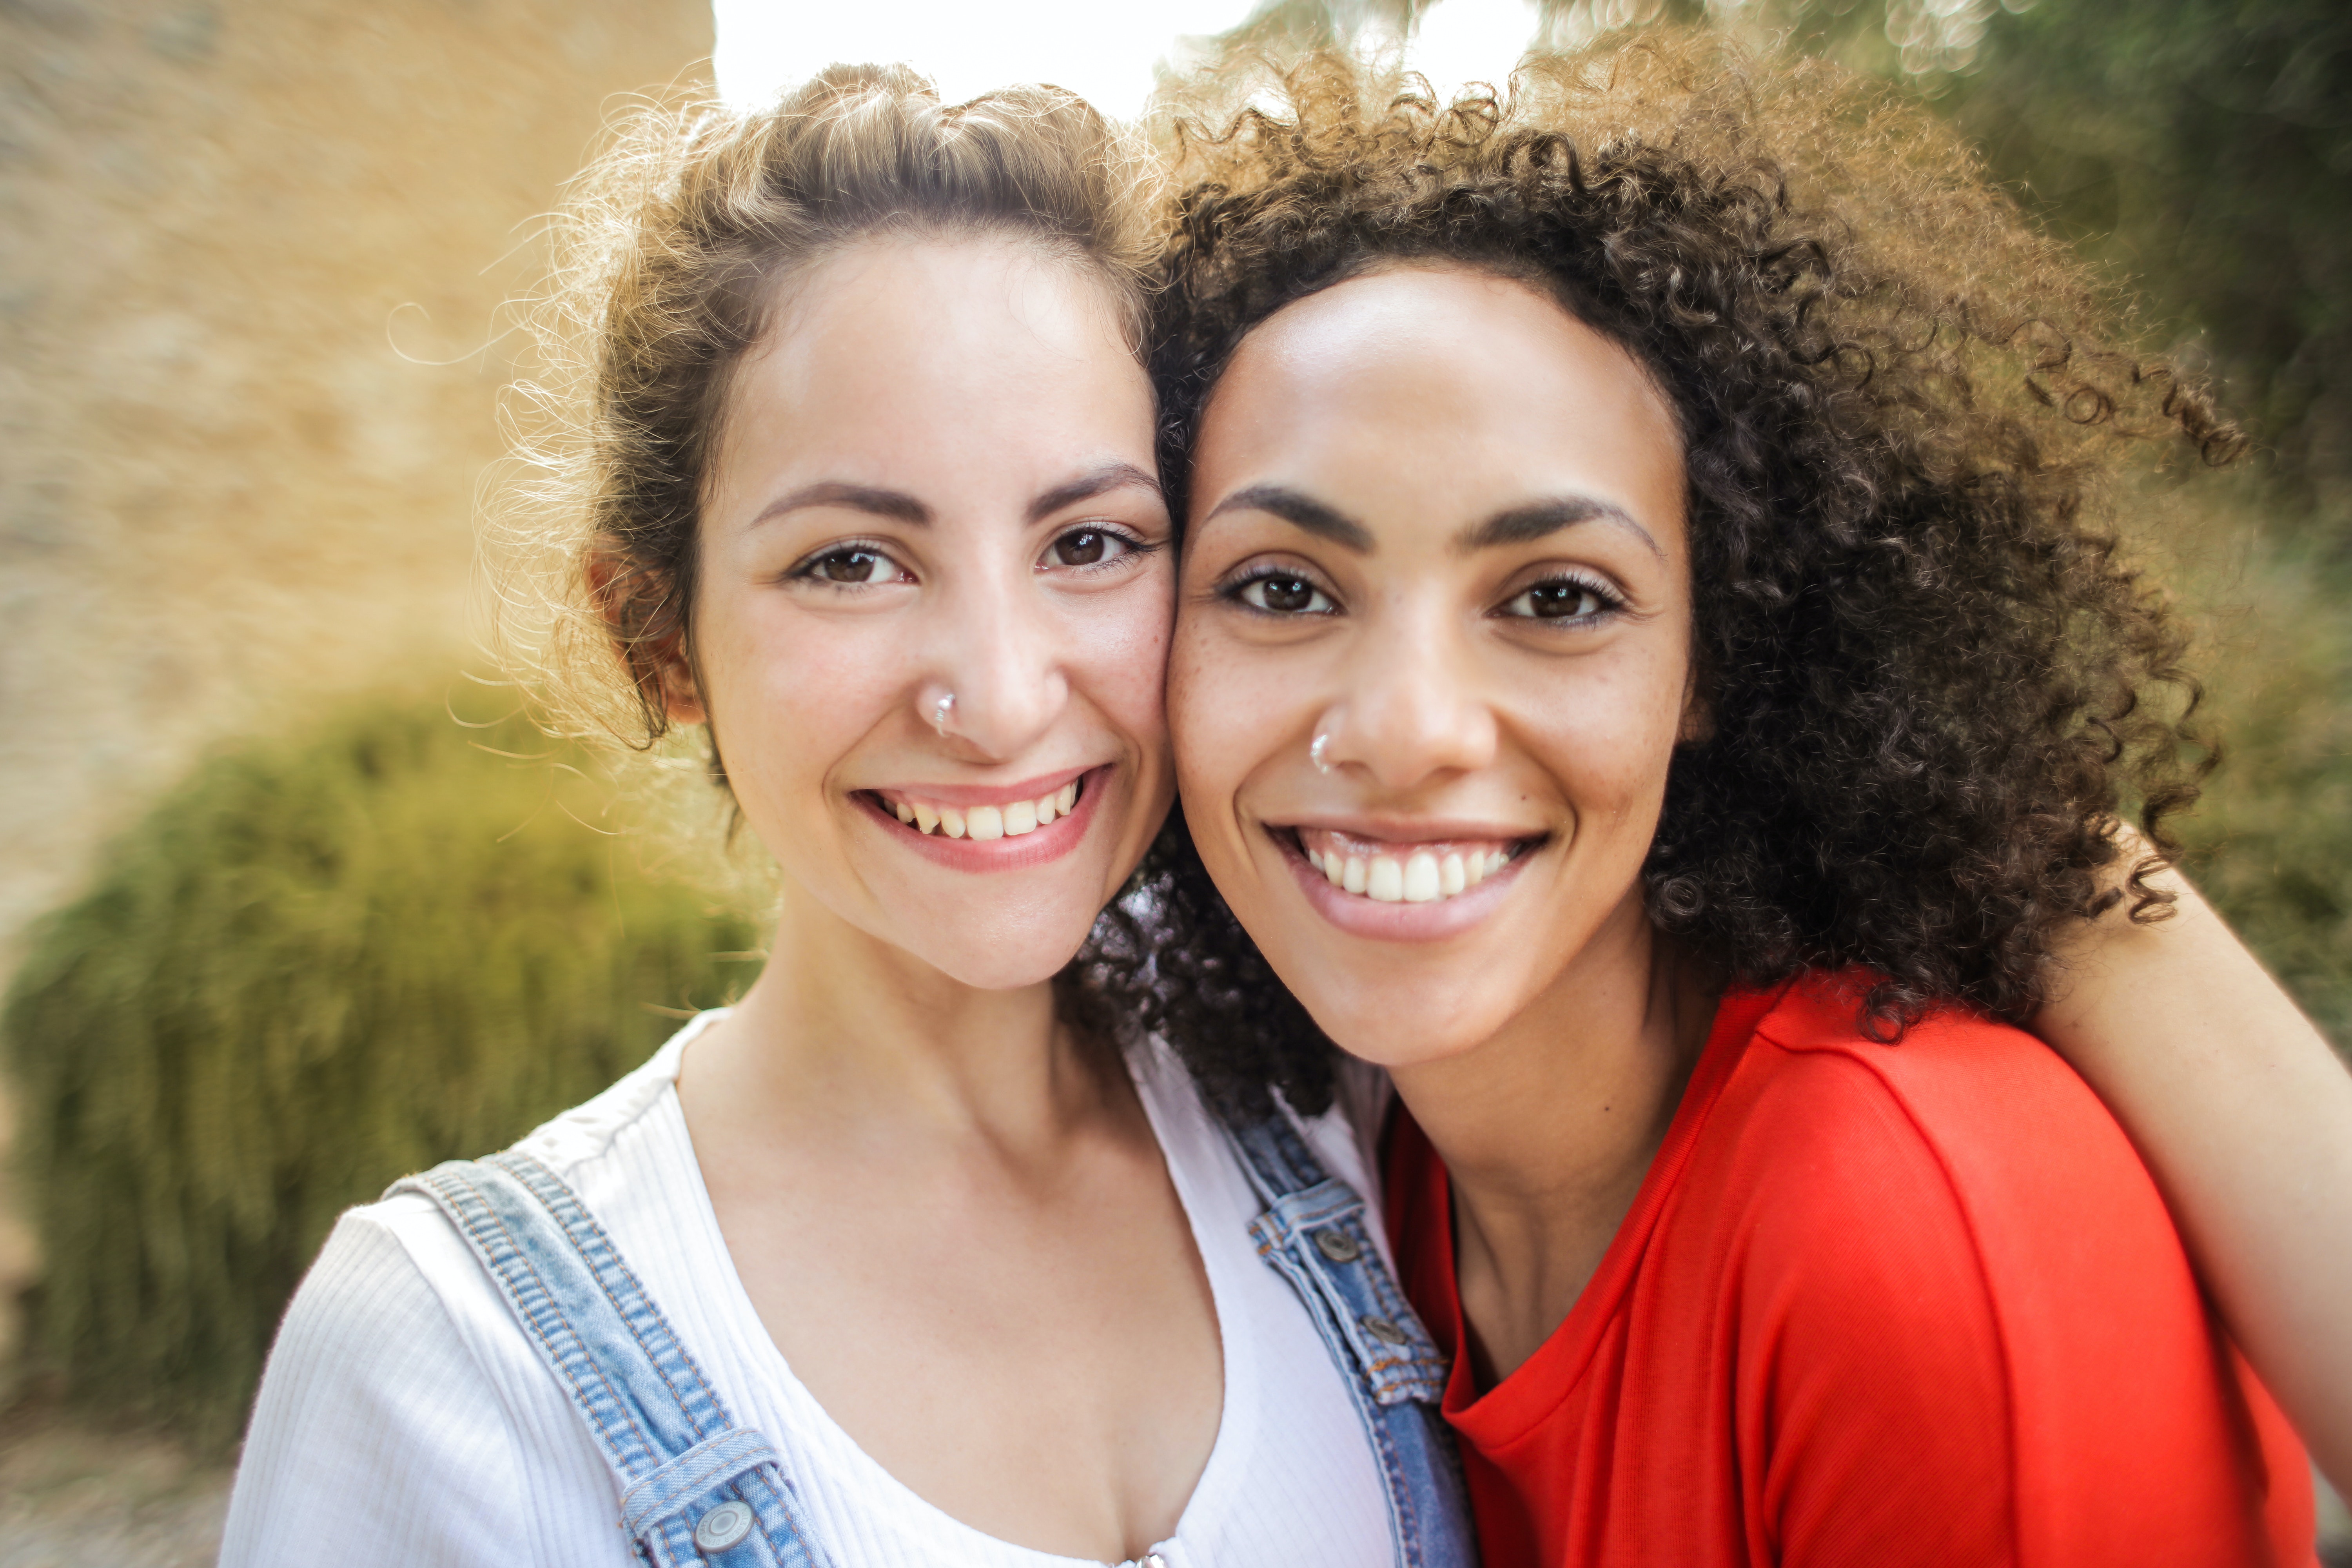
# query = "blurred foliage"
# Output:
<box><xmin>2174</xmin><ymin>526</ymin><xmax>2352</xmax><ymax>1048</ymax></box>
<box><xmin>1782</xmin><ymin>0</ymin><xmax>2352</xmax><ymax>517</ymax></box>
<box><xmin>0</xmin><ymin>697</ymin><xmax>759</xmax><ymax>1447</ymax></box>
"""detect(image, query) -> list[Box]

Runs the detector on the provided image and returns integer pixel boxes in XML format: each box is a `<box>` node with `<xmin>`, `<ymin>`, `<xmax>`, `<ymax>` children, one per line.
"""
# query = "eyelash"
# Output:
<box><xmin>786</xmin><ymin>524</ymin><xmax>1158</xmax><ymax>591</ymax></box>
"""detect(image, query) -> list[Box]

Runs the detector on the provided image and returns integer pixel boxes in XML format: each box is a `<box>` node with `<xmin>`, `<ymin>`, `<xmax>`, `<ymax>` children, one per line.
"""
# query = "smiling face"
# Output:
<box><xmin>680</xmin><ymin>236</ymin><xmax>1174</xmax><ymax>991</ymax></box>
<box><xmin>1169</xmin><ymin>265</ymin><xmax>1697</xmax><ymax>1069</ymax></box>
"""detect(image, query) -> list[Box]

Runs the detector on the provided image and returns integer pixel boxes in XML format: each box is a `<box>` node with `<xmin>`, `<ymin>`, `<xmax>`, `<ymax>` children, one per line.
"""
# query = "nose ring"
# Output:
<box><xmin>929</xmin><ymin>692</ymin><xmax>958</xmax><ymax>737</ymax></box>
<box><xmin>1310</xmin><ymin>730</ymin><xmax>1334</xmax><ymax>774</ymax></box>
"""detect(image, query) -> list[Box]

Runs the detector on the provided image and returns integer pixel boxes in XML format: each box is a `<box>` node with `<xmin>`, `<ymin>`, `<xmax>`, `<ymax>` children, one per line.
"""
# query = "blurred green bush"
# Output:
<box><xmin>1</xmin><ymin>696</ymin><xmax>759</xmax><ymax>1448</ymax></box>
<box><xmin>2178</xmin><ymin>535</ymin><xmax>2352</xmax><ymax>1050</ymax></box>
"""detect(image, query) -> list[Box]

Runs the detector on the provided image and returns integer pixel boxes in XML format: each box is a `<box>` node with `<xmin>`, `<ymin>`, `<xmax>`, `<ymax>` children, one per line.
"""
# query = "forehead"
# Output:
<box><xmin>1194</xmin><ymin>265</ymin><xmax>1685</xmax><ymax>547</ymax></box>
<box><xmin>716</xmin><ymin>235</ymin><xmax>1153</xmax><ymax>486</ymax></box>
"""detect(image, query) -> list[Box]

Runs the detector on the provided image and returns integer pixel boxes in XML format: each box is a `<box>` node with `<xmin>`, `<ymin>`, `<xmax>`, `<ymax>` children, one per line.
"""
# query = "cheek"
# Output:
<box><xmin>1075</xmin><ymin>576</ymin><xmax>1177</xmax><ymax>748</ymax></box>
<box><xmin>1532</xmin><ymin>638</ymin><xmax>1692</xmax><ymax>822</ymax></box>
<box><xmin>695</xmin><ymin>586</ymin><xmax>898</xmax><ymax>789</ymax></box>
<box><xmin>1167</xmin><ymin>610</ymin><xmax>1293</xmax><ymax>828</ymax></box>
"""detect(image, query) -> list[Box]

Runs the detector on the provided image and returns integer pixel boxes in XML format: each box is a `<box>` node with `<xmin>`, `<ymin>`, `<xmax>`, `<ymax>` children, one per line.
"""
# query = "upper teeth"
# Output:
<box><xmin>1301</xmin><ymin>831</ymin><xmax>1514</xmax><ymax>905</ymax></box>
<box><xmin>890</xmin><ymin>780</ymin><xmax>1079</xmax><ymax>839</ymax></box>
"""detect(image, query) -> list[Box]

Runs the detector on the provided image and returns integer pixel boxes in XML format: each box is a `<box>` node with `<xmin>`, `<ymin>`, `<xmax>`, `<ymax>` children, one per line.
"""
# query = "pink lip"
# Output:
<box><xmin>858</xmin><ymin>766</ymin><xmax>1111</xmax><ymax>873</ymax></box>
<box><xmin>1273</xmin><ymin>825</ymin><xmax>1533</xmax><ymax>942</ymax></box>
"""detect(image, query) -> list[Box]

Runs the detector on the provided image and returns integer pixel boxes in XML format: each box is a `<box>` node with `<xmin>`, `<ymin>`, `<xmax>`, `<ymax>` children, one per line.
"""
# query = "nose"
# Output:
<box><xmin>1315</xmin><ymin>602</ymin><xmax>1497</xmax><ymax>793</ymax></box>
<box><xmin>918</xmin><ymin>558</ymin><xmax>1071</xmax><ymax>762</ymax></box>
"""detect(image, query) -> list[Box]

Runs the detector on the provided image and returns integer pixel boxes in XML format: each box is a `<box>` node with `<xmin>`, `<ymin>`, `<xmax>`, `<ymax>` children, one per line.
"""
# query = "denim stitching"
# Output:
<box><xmin>495</xmin><ymin>1154</ymin><xmax>730</xmax><ymax>1440</ymax></box>
<box><xmin>1223</xmin><ymin>1114</ymin><xmax>1474</xmax><ymax>1568</ymax></box>
<box><xmin>421</xmin><ymin>1165</ymin><xmax>657</xmax><ymax>1467</ymax></box>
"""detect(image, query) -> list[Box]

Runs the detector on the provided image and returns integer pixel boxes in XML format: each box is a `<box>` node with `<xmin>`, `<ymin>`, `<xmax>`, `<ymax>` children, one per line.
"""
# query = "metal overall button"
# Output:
<box><xmin>693</xmin><ymin>1499</ymin><xmax>755</xmax><ymax>1553</ymax></box>
<box><xmin>1314</xmin><ymin>1227</ymin><xmax>1362</xmax><ymax>1263</ymax></box>
<box><xmin>1359</xmin><ymin>1313</ymin><xmax>1410</xmax><ymax>1346</ymax></box>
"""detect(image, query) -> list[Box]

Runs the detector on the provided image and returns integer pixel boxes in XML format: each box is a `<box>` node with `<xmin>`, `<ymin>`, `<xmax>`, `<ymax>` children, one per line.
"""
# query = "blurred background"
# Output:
<box><xmin>0</xmin><ymin>0</ymin><xmax>2345</xmax><ymax>1560</ymax></box>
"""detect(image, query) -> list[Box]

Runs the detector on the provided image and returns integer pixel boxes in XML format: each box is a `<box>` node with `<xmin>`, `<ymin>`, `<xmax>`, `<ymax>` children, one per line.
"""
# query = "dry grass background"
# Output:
<box><xmin>0</xmin><ymin>0</ymin><xmax>715</xmax><ymax>1368</ymax></box>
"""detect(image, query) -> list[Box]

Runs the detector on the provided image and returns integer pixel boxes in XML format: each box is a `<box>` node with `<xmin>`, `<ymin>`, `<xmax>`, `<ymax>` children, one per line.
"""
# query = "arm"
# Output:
<box><xmin>2034</xmin><ymin>860</ymin><xmax>2352</xmax><ymax>1493</ymax></box>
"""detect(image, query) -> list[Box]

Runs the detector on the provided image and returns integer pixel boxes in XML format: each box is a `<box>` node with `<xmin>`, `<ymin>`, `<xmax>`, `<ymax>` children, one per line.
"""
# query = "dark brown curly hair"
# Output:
<box><xmin>1064</xmin><ymin>34</ymin><xmax>2235</xmax><ymax>1118</ymax></box>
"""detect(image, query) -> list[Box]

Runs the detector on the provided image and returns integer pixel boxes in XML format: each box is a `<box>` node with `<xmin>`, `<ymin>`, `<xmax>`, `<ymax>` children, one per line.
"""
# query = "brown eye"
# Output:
<box><xmin>1236</xmin><ymin>574</ymin><xmax>1334</xmax><ymax>615</ymax></box>
<box><xmin>1503</xmin><ymin>579</ymin><xmax>1615</xmax><ymax>621</ymax></box>
<box><xmin>1050</xmin><ymin>528</ymin><xmax>1114</xmax><ymax>566</ymax></box>
<box><xmin>814</xmin><ymin>550</ymin><xmax>890</xmax><ymax>584</ymax></box>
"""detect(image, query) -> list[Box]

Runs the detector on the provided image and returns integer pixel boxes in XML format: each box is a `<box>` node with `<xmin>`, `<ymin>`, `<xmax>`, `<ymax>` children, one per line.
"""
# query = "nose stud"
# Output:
<box><xmin>1310</xmin><ymin>729</ymin><xmax>1334</xmax><ymax>774</ymax></box>
<box><xmin>929</xmin><ymin>691</ymin><xmax>958</xmax><ymax>737</ymax></box>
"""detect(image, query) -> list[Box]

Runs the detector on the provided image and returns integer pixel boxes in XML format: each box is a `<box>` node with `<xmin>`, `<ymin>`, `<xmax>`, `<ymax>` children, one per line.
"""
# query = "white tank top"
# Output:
<box><xmin>220</xmin><ymin>1015</ymin><xmax>1397</xmax><ymax>1568</ymax></box>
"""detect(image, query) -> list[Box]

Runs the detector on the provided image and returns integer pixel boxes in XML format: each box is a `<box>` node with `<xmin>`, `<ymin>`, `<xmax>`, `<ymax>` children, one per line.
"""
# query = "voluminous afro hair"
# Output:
<box><xmin>1065</xmin><ymin>33</ymin><xmax>2234</xmax><ymax>1118</ymax></box>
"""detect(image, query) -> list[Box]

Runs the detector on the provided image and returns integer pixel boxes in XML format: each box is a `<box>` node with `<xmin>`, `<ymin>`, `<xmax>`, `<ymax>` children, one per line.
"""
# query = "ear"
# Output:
<box><xmin>585</xmin><ymin>548</ymin><xmax>706</xmax><ymax>728</ymax></box>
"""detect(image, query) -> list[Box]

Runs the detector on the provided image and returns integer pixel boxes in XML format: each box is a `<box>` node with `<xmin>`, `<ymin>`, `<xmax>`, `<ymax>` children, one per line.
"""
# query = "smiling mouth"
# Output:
<box><xmin>866</xmin><ymin>775</ymin><xmax>1085</xmax><ymax>841</ymax></box>
<box><xmin>1288</xmin><ymin>826</ymin><xmax>1537</xmax><ymax>904</ymax></box>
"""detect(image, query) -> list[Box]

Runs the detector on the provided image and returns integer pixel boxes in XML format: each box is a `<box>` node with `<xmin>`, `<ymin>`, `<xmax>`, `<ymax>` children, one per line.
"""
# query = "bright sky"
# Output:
<box><xmin>711</xmin><ymin>0</ymin><xmax>1547</xmax><ymax>123</ymax></box>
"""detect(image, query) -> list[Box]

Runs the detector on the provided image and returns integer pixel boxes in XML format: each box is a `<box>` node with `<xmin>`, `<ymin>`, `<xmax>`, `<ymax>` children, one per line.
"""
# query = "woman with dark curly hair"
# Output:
<box><xmin>1116</xmin><ymin>38</ymin><xmax>2330</xmax><ymax>1565</ymax></box>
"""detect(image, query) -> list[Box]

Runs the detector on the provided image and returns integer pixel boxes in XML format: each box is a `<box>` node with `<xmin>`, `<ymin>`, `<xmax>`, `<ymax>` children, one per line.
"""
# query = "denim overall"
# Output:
<box><xmin>394</xmin><ymin>1111</ymin><xmax>1476</xmax><ymax>1568</ymax></box>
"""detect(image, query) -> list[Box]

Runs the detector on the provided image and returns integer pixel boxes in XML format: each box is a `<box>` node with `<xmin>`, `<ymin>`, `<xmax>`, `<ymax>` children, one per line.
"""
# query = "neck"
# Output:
<box><xmin>1389</xmin><ymin>895</ymin><xmax>1716</xmax><ymax>1387</ymax></box>
<box><xmin>686</xmin><ymin>878</ymin><xmax>1118</xmax><ymax>1161</ymax></box>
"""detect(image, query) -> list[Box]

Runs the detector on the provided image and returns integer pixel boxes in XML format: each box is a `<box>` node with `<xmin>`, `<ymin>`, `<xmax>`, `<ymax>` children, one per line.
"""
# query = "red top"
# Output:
<box><xmin>1385</xmin><ymin>973</ymin><xmax>2315</xmax><ymax>1568</ymax></box>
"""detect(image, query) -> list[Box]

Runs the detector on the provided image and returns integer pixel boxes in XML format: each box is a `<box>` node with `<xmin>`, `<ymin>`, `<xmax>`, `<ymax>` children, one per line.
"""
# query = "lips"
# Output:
<box><xmin>859</xmin><ymin>767</ymin><xmax>1104</xmax><ymax>873</ymax></box>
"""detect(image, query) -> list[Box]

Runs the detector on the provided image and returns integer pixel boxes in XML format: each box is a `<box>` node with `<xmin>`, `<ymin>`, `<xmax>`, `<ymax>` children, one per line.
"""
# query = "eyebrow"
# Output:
<box><xmin>1027</xmin><ymin>461</ymin><xmax>1163</xmax><ymax>525</ymax></box>
<box><xmin>749</xmin><ymin>461</ymin><xmax>1162</xmax><ymax>532</ymax></box>
<box><xmin>1202</xmin><ymin>485</ymin><xmax>1377</xmax><ymax>553</ymax></box>
<box><xmin>1454</xmin><ymin>496</ymin><xmax>1664</xmax><ymax>561</ymax></box>
<box><xmin>752</xmin><ymin>481</ymin><xmax>929</xmax><ymax>529</ymax></box>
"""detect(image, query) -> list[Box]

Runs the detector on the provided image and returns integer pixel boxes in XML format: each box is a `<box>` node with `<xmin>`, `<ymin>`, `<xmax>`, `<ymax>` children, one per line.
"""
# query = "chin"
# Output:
<box><xmin>1289</xmin><ymin>976</ymin><xmax>1521</xmax><ymax>1072</ymax></box>
<box><xmin>903</xmin><ymin>916</ymin><xmax>1103</xmax><ymax>994</ymax></box>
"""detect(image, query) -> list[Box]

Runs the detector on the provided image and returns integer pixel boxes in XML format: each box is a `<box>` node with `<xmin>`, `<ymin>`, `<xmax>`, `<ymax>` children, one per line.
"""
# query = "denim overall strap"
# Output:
<box><xmin>390</xmin><ymin>1152</ymin><xmax>835</xmax><ymax>1568</ymax></box>
<box><xmin>1222</xmin><ymin>1114</ymin><xmax>1479</xmax><ymax>1568</ymax></box>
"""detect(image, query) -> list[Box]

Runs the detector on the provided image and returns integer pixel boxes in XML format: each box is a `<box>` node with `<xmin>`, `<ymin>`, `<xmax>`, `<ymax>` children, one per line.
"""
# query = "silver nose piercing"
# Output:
<box><xmin>1310</xmin><ymin>730</ymin><xmax>1333</xmax><ymax>774</ymax></box>
<box><xmin>929</xmin><ymin>692</ymin><xmax>958</xmax><ymax>736</ymax></box>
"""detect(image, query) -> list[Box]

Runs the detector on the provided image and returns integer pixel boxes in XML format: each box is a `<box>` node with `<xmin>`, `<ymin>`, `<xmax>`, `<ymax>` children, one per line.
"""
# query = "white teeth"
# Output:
<box><xmin>1301</xmin><ymin>835</ymin><xmax>1520</xmax><ymax>904</ymax></box>
<box><xmin>1402</xmin><ymin>852</ymin><xmax>1441</xmax><ymax>903</ymax></box>
<box><xmin>891</xmin><ymin>783</ymin><xmax>1083</xmax><ymax>839</ymax></box>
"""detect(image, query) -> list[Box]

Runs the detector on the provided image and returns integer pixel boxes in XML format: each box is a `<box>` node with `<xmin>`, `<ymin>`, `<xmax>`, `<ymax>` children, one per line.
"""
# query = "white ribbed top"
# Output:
<box><xmin>220</xmin><ymin>1017</ymin><xmax>1397</xmax><ymax>1568</ymax></box>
